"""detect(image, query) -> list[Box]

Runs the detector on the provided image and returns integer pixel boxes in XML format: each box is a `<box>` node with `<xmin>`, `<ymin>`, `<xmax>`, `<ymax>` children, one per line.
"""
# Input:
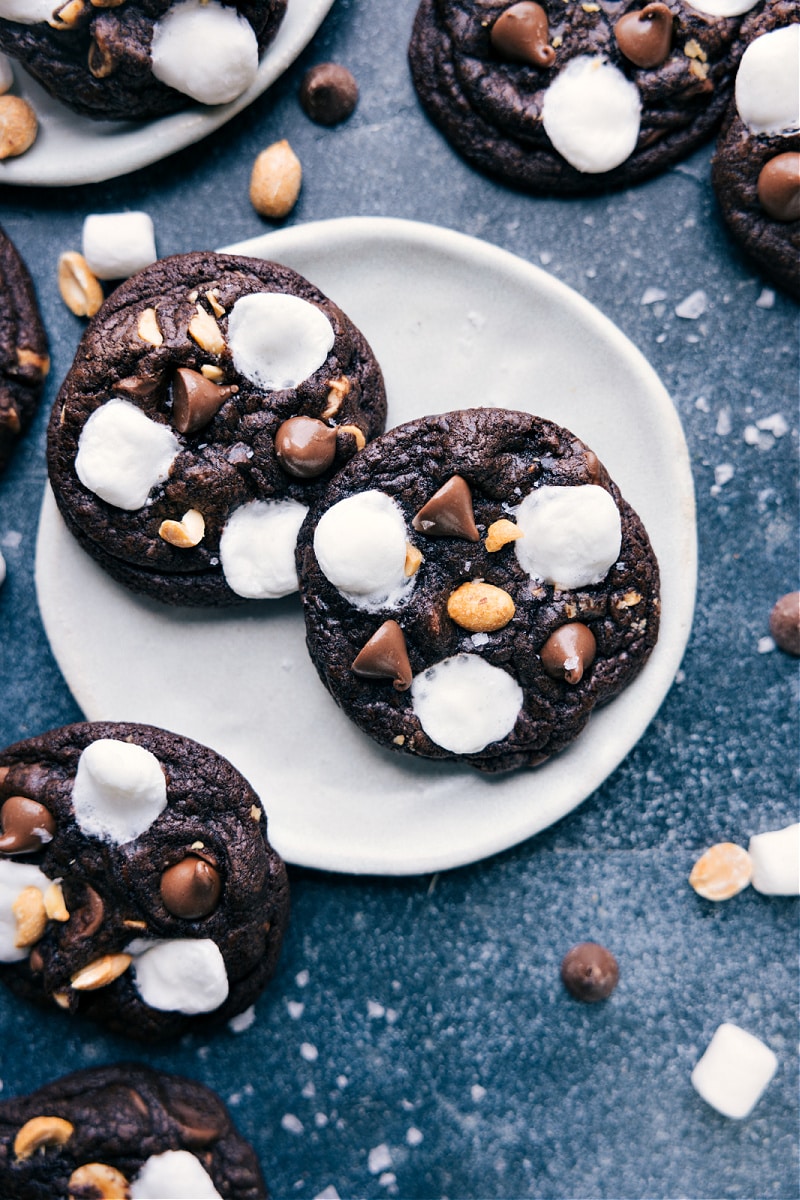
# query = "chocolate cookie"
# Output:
<box><xmin>711</xmin><ymin>4</ymin><xmax>799</xmax><ymax>298</ymax></box>
<box><xmin>295</xmin><ymin>408</ymin><xmax>660</xmax><ymax>773</ymax></box>
<box><xmin>0</xmin><ymin>224</ymin><xmax>49</xmax><ymax>472</ymax></box>
<box><xmin>0</xmin><ymin>1063</ymin><xmax>267</xmax><ymax>1200</ymax></box>
<box><xmin>47</xmin><ymin>251</ymin><xmax>386</xmax><ymax>606</ymax></box>
<box><xmin>409</xmin><ymin>0</ymin><xmax>765</xmax><ymax>194</ymax></box>
<box><xmin>0</xmin><ymin>0</ymin><xmax>287</xmax><ymax>123</ymax></box>
<box><xmin>0</xmin><ymin>721</ymin><xmax>289</xmax><ymax>1042</ymax></box>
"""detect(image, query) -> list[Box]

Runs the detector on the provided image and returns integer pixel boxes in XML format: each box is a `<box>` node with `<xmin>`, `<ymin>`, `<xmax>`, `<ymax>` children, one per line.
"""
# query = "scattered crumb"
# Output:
<box><xmin>227</xmin><ymin>1005</ymin><xmax>256</xmax><ymax>1034</ymax></box>
<box><xmin>675</xmin><ymin>289</ymin><xmax>708</xmax><ymax>319</ymax></box>
<box><xmin>406</xmin><ymin>1126</ymin><xmax>424</xmax><ymax>1146</ymax></box>
<box><xmin>641</xmin><ymin>286</ymin><xmax>667</xmax><ymax>305</ymax></box>
<box><xmin>288</xmin><ymin>1000</ymin><xmax>305</xmax><ymax>1019</ymax></box>
<box><xmin>755</xmin><ymin>288</ymin><xmax>775</xmax><ymax>309</ymax></box>
<box><xmin>300</xmin><ymin>1042</ymin><xmax>318</xmax><ymax>1062</ymax></box>
<box><xmin>295</xmin><ymin>969</ymin><xmax>310</xmax><ymax>987</ymax></box>
<box><xmin>281</xmin><ymin>1113</ymin><xmax>304</xmax><ymax>1135</ymax></box>
<box><xmin>368</xmin><ymin>1144</ymin><xmax>393</xmax><ymax>1175</ymax></box>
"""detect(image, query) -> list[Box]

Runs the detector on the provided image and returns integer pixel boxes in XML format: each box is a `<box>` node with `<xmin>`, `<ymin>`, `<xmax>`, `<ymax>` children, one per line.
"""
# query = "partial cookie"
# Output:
<box><xmin>711</xmin><ymin>5</ymin><xmax>799</xmax><ymax>298</ymax></box>
<box><xmin>296</xmin><ymin>408</ymin><xmax>660</xmax><ymax>773</ymax></box>
<box><xmin>0</xmin><ymin>721</ymin><xmax>289</xmax><ymax>1042</ymax></box>
<box><xmin>0</xmin><ymin>0</ymin><xmax>287</xmax><ymax>122</ymax></box>
<box><xmin>0</xmin><ymin>1063</ymin><xmax>266</xmax><ymax>1200</ymax></box>
<box><xmin>409</xmin><ymin>0</ymin><xmax>765</xmax><ymax>194</ymax></box>
<box><xmin>47</xmin><ymin>251</ymin><xmax>386</xmax><ymax>606</ymax></box>
<box><xmin>0</xmin><ymin>224</ymin><xmax>49</xmax><ymax>471</ymax></box>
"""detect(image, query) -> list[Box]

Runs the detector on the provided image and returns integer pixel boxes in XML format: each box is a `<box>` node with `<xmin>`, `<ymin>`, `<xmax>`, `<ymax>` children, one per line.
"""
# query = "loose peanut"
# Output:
<box><xmin>58</xmin><ymin>251</ymin><xmax>104</xmax><ymax>318</ymax></box>
<box><xmin>689</xmin><ymin>842</ymin><xmax>753</xmax><ymax>901</ymax></box>
<box><xmin>249</xmin><ymin>139</ymin><xmax>302</xmax><ymax>219</ymax></box>
<box><xmin>0</xmin><ymin>95</ymin><xmax>37</xmax><ymax>160</ymax></box>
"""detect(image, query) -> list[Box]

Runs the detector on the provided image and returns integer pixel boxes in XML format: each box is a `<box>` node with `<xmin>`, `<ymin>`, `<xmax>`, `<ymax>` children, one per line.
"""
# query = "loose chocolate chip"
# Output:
<box><xmin>540</xmin><ymin>622</ymin><xmax>597</xmax><ymax>684</ymax></box>
<box><xmin>614</xmin><ymin>3</ymin><xmax>674</xmax><ymax>69</ymax></box>
<box><xmin>769</xmin><ymin>591</ymin><xmax>800</xmax><ymax>656</ymax></box>
<box><xmin>0</xmin><ymin>795</ymin><xmax>56</xmax><ymax>854</ymax></box>
<box><xmin>757</xmin><ymin>154</ymin><xmax>800</xmax><ymax>223</ymax></box>
<box><xmin>275</xmin><ymin>415</ymin><xmax>338</xmax><ymax>478</ymax></box>
<box><xmin>352</xmin><ymin>619</ymin><xmax>413</xmax><ymax>691</ymax></box>
<box><xmin>491</xmin><ymin>2</ymin><xmax>555</xmax><ymax>68</ymax></box>
<box><xmin>161</xmin><ymin>855</ymin><xmax>222</xmax><ymax>919</ymax></box>
<box><xmin>412</xmin><ymin>475</ymin><xmax>480</xmax><ymax>541</ymax></box>
<box><xmin>299</xmin><ymin>63</ymin><xmax>359</xmax><ymax>126</ymax></box>
<box><xmin>561</xmin><ymin>942</ymin><xmax>619</xmax><ymax>1001</ymax></box>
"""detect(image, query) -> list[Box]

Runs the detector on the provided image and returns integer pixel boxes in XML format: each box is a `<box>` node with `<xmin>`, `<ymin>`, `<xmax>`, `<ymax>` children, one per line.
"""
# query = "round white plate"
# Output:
<box><xmin>0</xmin><ymin>0</ymin><xmax>334</xmax><ymax>187</ymax></box>
<box><xmin>35</xmin><ymin>217</ymin><xmax>696</xmax><ymax>875</ymax></box>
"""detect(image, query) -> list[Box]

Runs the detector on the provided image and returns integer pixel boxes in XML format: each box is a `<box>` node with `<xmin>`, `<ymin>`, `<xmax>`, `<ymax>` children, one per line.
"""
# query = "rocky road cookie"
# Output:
<box><xmin>0</xmin><ymin>1063</ymin><xmax>266</xmax><ymax>1199</ymax></box>
<box><xmin>0</xmin><ymin>0</ymin><xmax>287</xmax><ymax>123</ymax></box>
<box><xmin>0</xmin><ymin>224</ymin><xmax>49</xmax><ymax>472</ymax></box>
<box><xmin>409</xmin><ymin>0</ymin><xmax>767</xmax><ymax>194</ymax></box>
<box><xmin>47</xmin><ymin>251</ymin><xmax>386</xmax><ymax>606</ymax></box>
<box><xmin>296</xmin><ymin>408</ymin><xmax>660</xmax><ymax>773</ymax></box>
<box><xmin>711</xmin><ymin>5</ymin><xmax>799</xmax><ymax>298</ymax></box>
<box><xmin>0</xmin><ymin>721</ymin><xmax>289</xmax><ymax>1042</ymax></box>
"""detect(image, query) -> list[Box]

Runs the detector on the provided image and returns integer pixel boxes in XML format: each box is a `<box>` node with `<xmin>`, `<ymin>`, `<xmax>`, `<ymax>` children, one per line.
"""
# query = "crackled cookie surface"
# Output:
<box><xmin>0</xmin><ymin>1063</ymin><xmax>266</xmax><ymax>1200</ymax></box>
<box><xmin>296</xmin><ymin>408</ymin><xmax>660</xmax><ymax>773</ymax></box>
<box><xmin>47</xmin><ymin>251</ymin><xmax>386</xmax><ymax>606</ymax></box>
<box><xmin>0</xmin><ymin>0</ymin><xmax>287</xmax><ymax>122</ymax></box>
<box><xmin>409</xmin><ymin>0</ymin><xmax>766</xmax><ymax>194</ymax></box>
<box><xmin>0</xmin><ymin>721</ymin><xmax>289</xmax><ymax>1042</ymax></box>
<box><xmin>711</xmin><ymin>4</ymin><xmax>799</xmax><ymax>298</ymax></box>
<box><xmin>0</xmin><ymin>225</ymin><xmax>49</xmax><ymax>472</ymax></box>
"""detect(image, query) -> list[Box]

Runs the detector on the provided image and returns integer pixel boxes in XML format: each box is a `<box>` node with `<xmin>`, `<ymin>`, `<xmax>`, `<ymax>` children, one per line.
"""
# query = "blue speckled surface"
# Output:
<box><xmin>0</xmin><ymin>2</ymin><xmax>798</xmax><ymax>1197</ymax></box>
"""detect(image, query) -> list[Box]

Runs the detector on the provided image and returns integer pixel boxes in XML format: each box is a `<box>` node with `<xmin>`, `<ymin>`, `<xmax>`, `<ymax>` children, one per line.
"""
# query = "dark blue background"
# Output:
<box><xmin>0</xmin><ymin>3</ymin><xmax>797</xmax><ymax>1197</ymax></box>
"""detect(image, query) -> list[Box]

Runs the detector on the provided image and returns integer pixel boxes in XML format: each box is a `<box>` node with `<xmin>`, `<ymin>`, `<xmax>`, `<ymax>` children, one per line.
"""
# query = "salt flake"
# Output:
<box><xmin>675</xmin><ymin>289</ymin><xmax>708</xmax><ymax>319</ymax></box>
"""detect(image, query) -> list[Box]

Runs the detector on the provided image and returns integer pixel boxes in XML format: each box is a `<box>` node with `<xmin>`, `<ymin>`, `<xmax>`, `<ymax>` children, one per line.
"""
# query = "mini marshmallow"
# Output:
<box><xmin>735</xmin><ymin>26</ymin><xmax>800</xmax><ymax>136</ymax></box>
<box><xmin>82</xmin><ymin>212</ymin><xmax>157</xmax><ymax>281</ymax></box>
<box><xmin>151</xmin><ymin>0</ymin><xmax>259</xmax><ymax>107</ymax></box>
<box><xmin>0</xmin><ymin>1</ymin><xmax>55</xmax><ymax>21</ymax></box>
<box><xmin>748</xmin><ymin>822</ymin><xmax>800</xmax><ymax>895</ymax></box>
<box><xmin>0</xmin><ymin>861</ymin><xmax>50</xmax><ymax>963</ymax></box>
<box><xmin>227</xmin><ymin>292</ymin><xmax>335</xmax><ymax>390</ymax></box>
<box><xmin>514</xmin><ymin>484</ymin><xmax>622</xmax><ymax>590</ymax></box>
<box><xmin>130</xmin><ymin>1150</ymin><xmax>222</xmax><ymax>1200</ymax></box>
<box><xmin>72</xmin><ymin>739</ymin><xmax>168</xmax><ymax>845</ymax></box>
<box><xmin>411</xmin><ymin>654</ymin><xmax>523</xmax><ymax>754</ymax></box>
<box><xmin>541</xmin><ymin>56</ymin><xmax>641</xmax><ymax>174</ymax></box>
<box><xmin>691</xmin><ymin>1023</ymin><xmax>778</xmax><ymax>1119</ymax></box>
<box><xmin>128</xmin><ymin>938</ymin><xmax>229</xmax><ymax>1014</ymax></box>
<box><xmin>75</xmin><ymin>398</ymin><xmax>181</xmax><ymax>510</ymax></box>
<box><xmin>683</xmin><ymin>0</ymin><xmax>759</xmax><ymax>15</ymax></box>
<box><xmin>219</xmin><ymin>498</ymin><xmax>307</xmax><ymax>599</ymax></box>
<box><xmin>313</xmin><ymin>490</ymin><xmax>412</xmax><ymax>609</ymax></box>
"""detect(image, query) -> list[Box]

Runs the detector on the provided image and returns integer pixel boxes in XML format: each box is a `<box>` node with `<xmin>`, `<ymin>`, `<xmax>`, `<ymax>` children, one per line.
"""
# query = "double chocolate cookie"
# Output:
<box><xmin>409</xmin><ymin>0</ymin><xmax>766</xmax><ymax>194</ymax></box>
<box><xmin>711</xmin><ymin>4</ymin><xmax>799</xmax><ymax>298</ymax></box>
<box><xmin>0</xmin><ymin>225</ymin><xmax>49</xmax><ymax>472</ymax></box>
<box><xmin>296</xmin><ymin>408</ymin><xmax>660</xmax><ymax>773</ymax></box>
<box><xmin>0</xmin><ymin>1063</ymin><xmax>267</xmax><ymax>1199</ymax></box>
<box><xmin>0</xmin><ymin>1</ymin><xmax>287</xmax><ymax>123</ymax></box>
<box><xmin>47</xmin><ymin>251</ymin><xmax>386</xmax><ymax>606</ymax></box>
<box><xmin>0</xmin><ymin>721</ymin><xmax>289</xmax><ymax>1042</ymax></box>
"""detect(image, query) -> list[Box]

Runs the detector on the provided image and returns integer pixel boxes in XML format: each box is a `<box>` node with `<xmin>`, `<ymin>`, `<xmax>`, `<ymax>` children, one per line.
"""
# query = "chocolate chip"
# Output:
<box><xmin>160</xmin><ymin>855</ymin><xmax>222</xmax><ymax>919</ymax></box>
<box><xmin>299</xmin><ymin>63</ymin><xmax>359</xmax><ymax>126</ymax></box>
<box><xmin>171</xmin><ymin>368</ymin><xmax>237</xmax><ymax>435</ymax></box>
<box><xmin>769</xmin><ymin>591</ymin><xmax>800</xmax><ymax>656</ymax></box>
<box><xmin>757</xmin><ymin>154</ymin><xmax>800</xmax><ymax>223</ymax></box>
<box><xmin>540</xmin><ymin>623</ymin><xmax>597</xmax><ymax>684</ymax></box>
<box><xmin>560</xmin><ymin>942</ymin><xmax>619</xmax><ymax>1001</ymax></box>
<box><xmin>491</xmin><ymin>2</ymin><xmax>555</xmax><ymax>68</ymax></box>
<box><xmin>614</xmin><ymin>3</ymin><xmax>673</xmax><ymax>69</ymax></box>
<box><xmin>412</xmin><ymin>475</ymin><xmax>480</xmax><ymax>541</ymax></box>
<box><xmin>0</xmin><ymin>795</ymin><xmax>56</xmax><ymax>855</ymax></box>
<box><xmin>275</xmin><ymin>415</ymin><xmax>337</xmax><ymax>478</ymax></box>
<box><xmin>352</xmin><ymin>619</ymin><xmax>413</xmax><ymax>691</ymax></box>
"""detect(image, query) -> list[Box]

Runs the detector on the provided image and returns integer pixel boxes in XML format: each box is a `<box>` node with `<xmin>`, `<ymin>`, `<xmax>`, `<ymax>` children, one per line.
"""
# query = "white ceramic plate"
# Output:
<box><xmin>35</xmin><ymin>217</ymin><xmax>696</xmax><ymax>875</ymax></box>
<box><xmin>0</xmin><ymin>0</ymin><xmax>334</xmax><ymax>187</ymax></box>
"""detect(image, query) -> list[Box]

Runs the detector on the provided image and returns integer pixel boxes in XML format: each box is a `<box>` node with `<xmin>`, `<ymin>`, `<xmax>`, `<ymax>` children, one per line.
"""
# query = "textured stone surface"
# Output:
<box><xmin>0</xmin><ymin>0</ymin><xmax>796</xmax><ymax>1196</ymax></box>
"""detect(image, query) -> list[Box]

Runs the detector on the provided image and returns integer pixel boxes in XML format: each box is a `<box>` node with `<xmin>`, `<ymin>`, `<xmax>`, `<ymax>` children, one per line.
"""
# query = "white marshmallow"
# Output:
<box><xmin>514</xmin><ymin>484</ymin><xmax>622</xmax><ymax>590</ymax></box>
<box><xmin>227</xmin><ymin>292</ymin><xmax>335</xmax><ymax>391</ymax></box>
<box><xmin>691</xmin><ymin>1023</ymin><xmax>778</xmax><ymax>1119</ymax></box>
<box><xmin>313</xmin><ymin>490</ymin><xmax>412</xmax><ymax>609</ymax></box>
<box><xmin>683</xmin><ymin>0</ymin><xmax>759</xmax><ymax>15</ymax></box>
<box><xmin>75</xmin><ymin>398</ymin><xmax>181</xmax><ymax>511</ymax></box>
<box><xmin>736</xmin><ymin>26</ymin><xmax>800</xmax><ymax>135</ymax></box>
<box><xmin>748</xmin><ymin>822</ymin><xmax>800</xmax><ymax>895</ymax></box>
<box><xmin>130</xmin><ymin>1150</ymin><xmax>222</xmax><ymax>1199</ymax></box>
<box><xmin>151</xmin><ymin>0</ymin><xmax>259</xmax><ymax>107</ymax></box>
<box><xmin>542</xmin><ymin>56</ymin><xmax>641</xmax><ymax>174</ymax></box>
<box><xmin>0</xmin><ymin>861</ymin><xmax>50</xmax><ymax>963</ymax></box>
<box><xmin>82</xmin><ymin>212</ymin><xmax>157</xmax><ymax>281</ymax></box>
<box><xmin>0</xmin><ymin>1</ymin><xmax>55</xmax><ymax>21</ymax></box>
<box><xmin>219</xmin><ymin>498</ymin><xmax>307</xmax><ymax>599</ymax></box>
<box><xmin>72</xmin><ymin>739</ymin><xmax>167</xmax><ymax>845</ymax></box>
<box><xmin>411</xmin><ymin>654</ymin><xmax>523</xmax><ymax>754</ymax></box>
<box><xmin>128</xmin><ymin>938</ymin><xmax>229</xmax><ymax>1014</ymax></box>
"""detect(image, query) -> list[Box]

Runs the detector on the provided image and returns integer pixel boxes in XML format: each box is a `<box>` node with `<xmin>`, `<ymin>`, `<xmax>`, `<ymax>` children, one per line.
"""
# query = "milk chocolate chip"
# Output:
<box><xmin>0</xmin><ymin>795</ymin><xmax>56</xmax><ymax>854</ymax></box>
<box><xmin>160</xmin><ymin>855</ymin><xmax>222</xmax><ymax>919</ymax></box>
<box><xmin>540</xmin><ymin>622</ymin><xmax>596</xmax><ymax>684</ymax></box>
<box><xmin>412</xmin><ymin>475</ymin><xmax>480</xmax><ymax>541</ymax></box>
<box><xmin>275</xmin><ymin>415</ymin><xmax>338</xmax><ymax>478</ymax></box>
<box><xmin>300</xmin><ymin>63</ymin><xmax>359</xmax><ymax>125</ymax></box>
<box><xmin>491</xmin><ymin>2</ymin><xmax>555</xmax><ymax>68</ymax></box>
<box><xmin>171</xmin><ymin>368</ymin><xmax>237</xmax><ymax>435</ymax></box>
<box><xmin>769</xmin><ymin>591</ymin><xmax>800</xmax><ymax>656</ymax></box>
<box><xmin>757</xmin><ymin>154</ymin><xmax>800</xmax><ymax>223</ymax></box>
<box><xmin>614</xmin><ymin>4</ymin><xmax>674</xmax><ymax>69</ymax></box>
<box><xmin>352</xmin><ymin>619</ymin><xmax>413</xmax><ymax>690</ymax></box>
<box><xmin>561</xmin><ymin>942</ymin><xmax>619</xmax><ymax>1001</ymax></box>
